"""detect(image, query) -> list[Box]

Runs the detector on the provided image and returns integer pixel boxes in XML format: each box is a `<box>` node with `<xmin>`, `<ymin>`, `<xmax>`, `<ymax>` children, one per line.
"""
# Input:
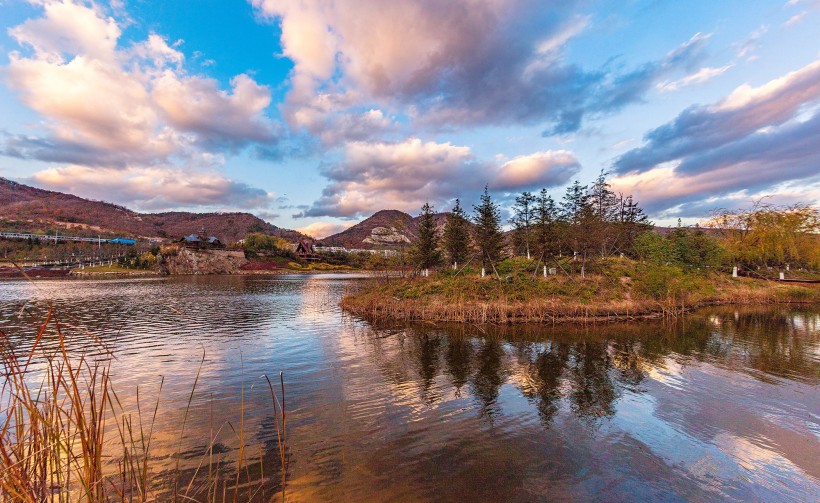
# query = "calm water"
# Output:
<box><xmin>1</xmin><ymin>275</ymin><xmax>818</xmax><ymax>502</ymax></box>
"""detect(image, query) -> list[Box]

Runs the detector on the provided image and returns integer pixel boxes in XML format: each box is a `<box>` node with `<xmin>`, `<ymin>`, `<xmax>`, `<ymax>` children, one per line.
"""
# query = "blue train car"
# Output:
<box><xmin>109</xmin><ymin>238</ymin><xmax>137</xmax><ymax>245</ymax></box>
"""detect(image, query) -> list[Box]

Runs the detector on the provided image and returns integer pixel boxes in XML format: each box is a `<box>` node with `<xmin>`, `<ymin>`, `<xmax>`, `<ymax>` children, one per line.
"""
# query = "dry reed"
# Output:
<box><xmin>341</xmin><ymin>269</ymin><xmax>820</xmax><ymax>325</ymax></box>
<box><xmin>0</xmin><ymin>303</ymin><xmax>288</xmax><ymax>502</ymax></box>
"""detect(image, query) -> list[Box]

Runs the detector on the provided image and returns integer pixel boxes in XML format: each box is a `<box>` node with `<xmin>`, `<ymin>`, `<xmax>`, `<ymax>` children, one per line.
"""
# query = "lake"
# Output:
<box><xmin>1</xmin><ymin>274</ymin><xmax>818</xmax><ymax>502</ymax></box>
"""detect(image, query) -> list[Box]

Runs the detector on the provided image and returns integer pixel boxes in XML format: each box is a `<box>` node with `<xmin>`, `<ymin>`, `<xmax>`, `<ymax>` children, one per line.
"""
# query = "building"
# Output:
<box><xmin>296</xmin><ymin>240</ymin><xmax>321</xmax><ymax>261</ymax></box>
<box><xmin>179</xmin><ymin>227</ymin><xmax>224</xmax><ymax>249</ymax></box>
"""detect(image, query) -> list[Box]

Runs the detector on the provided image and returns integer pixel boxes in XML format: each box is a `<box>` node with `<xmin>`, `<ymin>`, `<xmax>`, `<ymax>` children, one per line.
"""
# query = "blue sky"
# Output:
<box><xmin>1</xmin><ymin>0</ymin><xmax>818</xmax><ymax>238</ymax></box>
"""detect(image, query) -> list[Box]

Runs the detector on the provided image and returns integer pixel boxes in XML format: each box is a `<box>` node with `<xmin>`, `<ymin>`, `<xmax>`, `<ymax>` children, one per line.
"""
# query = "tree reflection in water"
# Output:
<box><xmin>361</xmin><ymin>306</ymin><xmax>820</xmax><ymax>428</ymax></box>
<box><xmin>1</xmin><ymin>277</ymin><xmax>817</xmax><ymax>501</ymax></box>
<box><xmin>469</xmin><ymin>339</ymin><xmax>506</xmax><ymax>419</ymax></box>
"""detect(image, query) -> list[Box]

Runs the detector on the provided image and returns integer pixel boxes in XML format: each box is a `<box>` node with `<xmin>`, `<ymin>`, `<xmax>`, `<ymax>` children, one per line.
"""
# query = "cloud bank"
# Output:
<box><xmin>301</xmin><ymin>138</ymin><xmax>580</xmax><ymax>218</ymax></box>
<box><xmin>252</xmin><ymin>0</ymin><xmax>709</xmax><ymax>140</ymax></box>
<box><xmin>611</xmin><ymin>59</ymin><xmax>820</xmax><ymax>215</ymax></box>
<box><xmin>3</xmin><ymin>0</ymin><xmax>279</xmax><ymax>210</ymax></box>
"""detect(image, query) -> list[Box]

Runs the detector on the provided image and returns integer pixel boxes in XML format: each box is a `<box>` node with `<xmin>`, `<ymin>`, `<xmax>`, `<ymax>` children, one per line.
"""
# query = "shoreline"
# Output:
<box><xmin>343</xmin><ymin>297</ymin><xmax>820</xmax><ymax>325</ymax></box>
<box><xmin>340</xmin><ymin>275</ymin><xmax>820</xmax><ymax>325</ymax></box>
<box><xmin>0</xmin><ymin>268</ymin><xmax>377</xmax><ymax>280</ymax></box>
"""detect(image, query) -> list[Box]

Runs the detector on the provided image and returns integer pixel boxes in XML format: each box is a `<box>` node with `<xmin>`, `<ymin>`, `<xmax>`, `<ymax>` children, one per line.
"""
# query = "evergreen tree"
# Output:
<box><xmin>534</xmin><ymin>188</ymin><xmax>559</xmax><ymax>259</ymax></box>
<box><xmin>510</xmin><ymin>191</ymin><xmax>536</xmax><ymax>259</ymax></box>
<box><xmin>560</xmin><ymin>180</ymin><xmax>589</xmax><ymax>223</ymax></box>
<box><xmin>588</xmin><ymin>171</ymin><xmax>619</xmax><ymax>255</ymax></box>
<box><xmin>560</xmin><ymin>180</ymin><xmax>591</xmax><ymax>258</ymax></box>
<box><xmin>588</xmin><ymin>170</ymin><xmax>618</xmax><ymax>221</ymax></box>
<box><xmin>411</xmin><ymin>202</ymin><xmax>442</xmax><ymax>270</ymax></box>
<box><xmin>442</xmin><ymin>199</ymin><xmax>471</xmax><ymax>267</ymax></box>
<box><xmin>560</xmin><ymin>180</ymin><xmax>599</xmax><ymax>275</ymax></box>
<box><xmin>472</xmin><ymin>187</ymin><xmax>506</xmax><ymax>271</ymax></box>
<box><xmin>616</xmin><ymin>194</ymin><xmax>651</xmax><ymax>255</ymax></box>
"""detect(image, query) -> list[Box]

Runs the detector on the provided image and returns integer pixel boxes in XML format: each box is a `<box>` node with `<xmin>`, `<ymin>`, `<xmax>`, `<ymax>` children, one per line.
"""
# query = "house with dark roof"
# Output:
<box><xmin>295</xmin><ymin>240</ymin><xmax>320</xmax><ymax>261</ymax></box>
<box><xmin>178</xmin><ymin>227</ymin><xmax>224</xmax><ymax>249</ymax></box>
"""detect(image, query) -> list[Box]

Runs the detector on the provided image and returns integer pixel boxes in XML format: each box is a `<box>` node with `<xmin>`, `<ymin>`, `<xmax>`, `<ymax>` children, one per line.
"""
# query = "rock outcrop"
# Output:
<box><xmin>158</xmin><ymin>246</ymin><xmax>247</xmax><ymax>275</ymax></box>
<box><xmin>362</xmin><ymin>226</ymin><xmax>412</xmax><ymax>246</ymax></box>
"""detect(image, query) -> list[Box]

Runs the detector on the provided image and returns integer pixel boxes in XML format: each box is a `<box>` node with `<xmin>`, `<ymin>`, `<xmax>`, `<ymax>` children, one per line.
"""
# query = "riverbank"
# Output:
<box><xmin>341</xmin><ymin>260</ymin><xmax>820</xmax><ymax>324</ymax></box>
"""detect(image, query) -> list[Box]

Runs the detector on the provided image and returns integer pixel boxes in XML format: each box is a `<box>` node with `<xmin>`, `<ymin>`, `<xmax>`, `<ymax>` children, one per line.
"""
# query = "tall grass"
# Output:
<box><xmin>0</xmin><ymin>304</ymin><xmax>288</xmax><ymax>502</ymax></box>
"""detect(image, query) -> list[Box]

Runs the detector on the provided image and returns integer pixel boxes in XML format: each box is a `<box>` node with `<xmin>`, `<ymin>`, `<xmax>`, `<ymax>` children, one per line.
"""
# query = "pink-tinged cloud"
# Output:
<box><xmin>610</xmin><ymin>96</ymin><xmax>820</xmax><ymax>215</ymax></box>
<box><xmin>9</xmin><ymin>0</ymin><xmax>120</xmax><ymax>62</ymax></box>
<box><xmin>7</xmin><ymin>54</ymin><xmax>173</xmax><ymax>157</ymax></box>
<box><xmin>252</xmin><ymin>0</ymin><xmax>709</xmax><ymax>138</ymax></box>
<box><xmin>30</xmin><ymin>165</ymin><xmax>275</xmax><ymax>211</ymax></box>
<box><xmin>153</xmin><ymin>72</ymin><xmax>279</xmax><ymax>149</ymax></box>
<box><xmin>616</xmin><ymin>58</ymin><xmax>820</xmax><ymax>176</ymax></box>
<box><xmin>297</xmin><ymin>221</ymin><xmax>355</xmax><ymax>239</ymax></box>
<box><xmin>494</xmin><ymin>151</ymin><xmax>580</xmax><ymax>191</ymax></box>
<box><xmin>301</xmin><ymin>138</ymin><xmax>580</xmax><ymax>218</ymax></box>
<box><xmin>4</xmin><ymin>0</ymin><xmax>281</xmax><ymax>166</ymax></box>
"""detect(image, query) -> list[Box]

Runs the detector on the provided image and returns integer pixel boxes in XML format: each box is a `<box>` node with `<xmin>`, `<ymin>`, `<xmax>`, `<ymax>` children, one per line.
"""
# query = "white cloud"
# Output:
<box><xmin>617</xmin><ymin>58</ymin><xmax>820</xmax><ymax>175</ymax></box>
<box><xmin>494</xmin><ymin>151</ymin><xmax>580</xmax><ymax>191</ymax></box>
<box><xmin>30</xmin><ymin>164</ymin><xmax>275</xmax><ymax>211</ymax></box>
<box><xmin>303</xmin><ymin>138</ymin><xmax>580</xmax><ymax>218</ymax></box>
<box><xmin>252</xmin><ymin>0</ymin><xmax>706</xmax><ymax>138</ymax></box>
<box><xmin>9</xmin><ymin>0</ymin><xmax>120</xmax><ymax>62</ymax></box>
<box><xmin>6</xmin><ymin>53</ymin><xmax>170</xmax><ymax>155</ymax></box>
<box><xmin>152</xmin><ymin>72</ymin><xmax>279</xmax><ymax>148</ymax></box>
<box><xmin>3</xmin><ymin>0</ymin><xmax>281</xmax><ymax>210</ymax></box>
<box><xmin>733</xmin><ymin>25</ymin><xmax>767</xmax><ymax>61</ymax></box>
<box><xmin>612</xmin><ymin>59</ymin><xmax>820</xmax><ymax>215</ymax></box>
<box><xmin>6</xmin><ymin>1</ymin><xmax>280</xmax><ymax>161</ymax></box>
<box><xmin>657</xmin><ymin>65</ymin><xmax>733</xmax><ymax>92</ymax></box>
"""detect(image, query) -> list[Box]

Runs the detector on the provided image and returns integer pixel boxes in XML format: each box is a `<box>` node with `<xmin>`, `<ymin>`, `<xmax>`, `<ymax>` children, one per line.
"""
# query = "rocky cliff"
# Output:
<box><xmin>158</xmin><ymin>246</ymin><xmax>247</xmax><ymax>275</ymax></box>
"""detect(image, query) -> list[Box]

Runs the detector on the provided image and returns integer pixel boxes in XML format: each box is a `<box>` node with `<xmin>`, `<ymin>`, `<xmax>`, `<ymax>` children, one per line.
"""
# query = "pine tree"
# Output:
<box><xmin>411</xmin><ymin>202</ymin><xmax>442</xmax><ymax>271</ymax></box>
<box><xmin>442</xmin><ymin>199</ymin><xmax>471</xmax><ymax>268</ymax></box>
<box><xmin>560</xmin><ymin>180</ymin><xmax>597</xmax><ymax>275</ymax></box>
<box><xmin>588</xmin><ymin>170</ymin><xmax>617</xmax><ymax>221</ymax></box>
<box><xmin>560</xmin><ymin>180</ymin><xmax>589</xmax><ymax>256</ymax></box>
<box><xmin>617</xmin><ymin>194</ymin><xmax>651</xmax><ymax>255</ymax></box>
<box><xmin>560</xmin><ymin>180</ymin><xmax>589</xmax><ymax>223</ymax></box>
<box><xmin>472</xmin><ymin>187</ymin><xmax>506</xmax><ymax>271</ymax></box>
<box><xmin>587</xmin><ymin>171</ymin><xmax>618</xmax><ymax>256</ymax></box>
<box><xmin>534</xmin><ymin>188</ymin><xmax>559</xmax><ymax>259</ymax></box>
<box><xmin>510</xmin><ymin>191</ymin><xmax>536</xmax><ymax>259</ymax></box>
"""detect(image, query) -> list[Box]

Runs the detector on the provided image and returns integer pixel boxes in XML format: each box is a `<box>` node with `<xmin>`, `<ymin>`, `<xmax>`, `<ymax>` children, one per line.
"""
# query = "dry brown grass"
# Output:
<box><xmin>0</xmin><ymin>304</ymin><xmax>288</xmax><ymax>502</ymax></box>
<box><xmin>341</xmin><ymin>261</ymin><xmax>820</xmax><ymax>325</ymax></box>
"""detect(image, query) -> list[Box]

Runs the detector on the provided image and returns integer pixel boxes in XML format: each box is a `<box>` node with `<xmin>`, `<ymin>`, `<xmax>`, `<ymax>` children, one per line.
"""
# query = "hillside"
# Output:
<box><xmin>319</xmin><ymin>209</ymin><xmax>450</xmax><ymax>249</ymax></box>
<box><xmin>0</xmin><ymin>177</ymin><xmax>307</xmax><ymax>243</ymax></box>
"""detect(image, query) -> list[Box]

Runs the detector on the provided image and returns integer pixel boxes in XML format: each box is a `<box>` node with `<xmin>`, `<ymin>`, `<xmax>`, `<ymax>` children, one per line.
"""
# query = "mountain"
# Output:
<box><xmin>0</xmin><ymin>177</ymin><xmax>307</xmax><ymax>243</ymax></box>
<box><xmin>319</xmin><ymin>209</ymin><xmax>451</xmax><ymax>249</ymax></box>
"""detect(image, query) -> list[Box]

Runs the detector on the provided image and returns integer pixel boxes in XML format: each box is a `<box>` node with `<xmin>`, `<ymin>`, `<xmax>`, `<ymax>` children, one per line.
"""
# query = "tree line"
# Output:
<box><xmin>412</xmin><ymin>172</ymin><xmax>652</xmax><ymax>276</ymax></box>
<box><xmin>410</xmin><ymin>173</ymin><xmax>820</xmax><ymax>276</ymax></box>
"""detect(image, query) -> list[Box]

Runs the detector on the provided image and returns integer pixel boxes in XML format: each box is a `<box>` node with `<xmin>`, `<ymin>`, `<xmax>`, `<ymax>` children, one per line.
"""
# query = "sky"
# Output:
<box><xmin>0</xmin><ymin>0</ymin><xmax>818</xmax><ymax>238</ymax></box>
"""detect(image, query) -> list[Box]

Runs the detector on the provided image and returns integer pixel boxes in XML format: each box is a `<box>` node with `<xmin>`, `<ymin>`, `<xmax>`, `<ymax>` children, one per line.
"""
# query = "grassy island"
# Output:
<box><xmin>342</xmin><ymin>258</ymin><xmax>820</xmax><ymax>324</ymax></box>
<box><xmin>344</xmin><ymin>180</ymin><xmax>820</xmax><ymax>325</ymax></box>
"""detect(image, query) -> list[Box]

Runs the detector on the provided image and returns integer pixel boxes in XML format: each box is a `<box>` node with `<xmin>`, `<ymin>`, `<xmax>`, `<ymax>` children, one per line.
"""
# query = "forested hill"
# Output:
<box><xmin>0</xmin><ymin>177</ymin><xmax>307</xmax><ymax>243</ymax></box>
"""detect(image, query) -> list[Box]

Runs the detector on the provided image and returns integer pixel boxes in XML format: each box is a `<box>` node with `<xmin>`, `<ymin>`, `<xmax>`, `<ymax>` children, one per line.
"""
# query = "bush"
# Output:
<box><xmin>243</xmin><ymin>233</ymin><xmax>289</xmax><ymax>254</ymax></box>
<box><xmin>635</xmin><ymin>228</ymin><xmax>725</xmax><ymax>268</ymax></box>
<box><xmin>632</xmin><ymin>264</ymin><xmax>697</xmax><ymax>304</ymax></box>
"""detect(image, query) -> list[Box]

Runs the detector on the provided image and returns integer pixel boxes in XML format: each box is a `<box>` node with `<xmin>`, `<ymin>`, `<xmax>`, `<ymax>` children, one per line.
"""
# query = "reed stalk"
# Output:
<box><xmin>1</xmin><ymin>304</ymin><xmax>288</xmax><ymax>502</ymax></box>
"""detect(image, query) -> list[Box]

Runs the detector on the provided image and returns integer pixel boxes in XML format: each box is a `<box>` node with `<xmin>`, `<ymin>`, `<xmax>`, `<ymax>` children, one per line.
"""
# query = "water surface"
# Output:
<box><xmin>1</xmin><ymin>275</ymin><xmax>818</xmax><ymax>501</ymax></box>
